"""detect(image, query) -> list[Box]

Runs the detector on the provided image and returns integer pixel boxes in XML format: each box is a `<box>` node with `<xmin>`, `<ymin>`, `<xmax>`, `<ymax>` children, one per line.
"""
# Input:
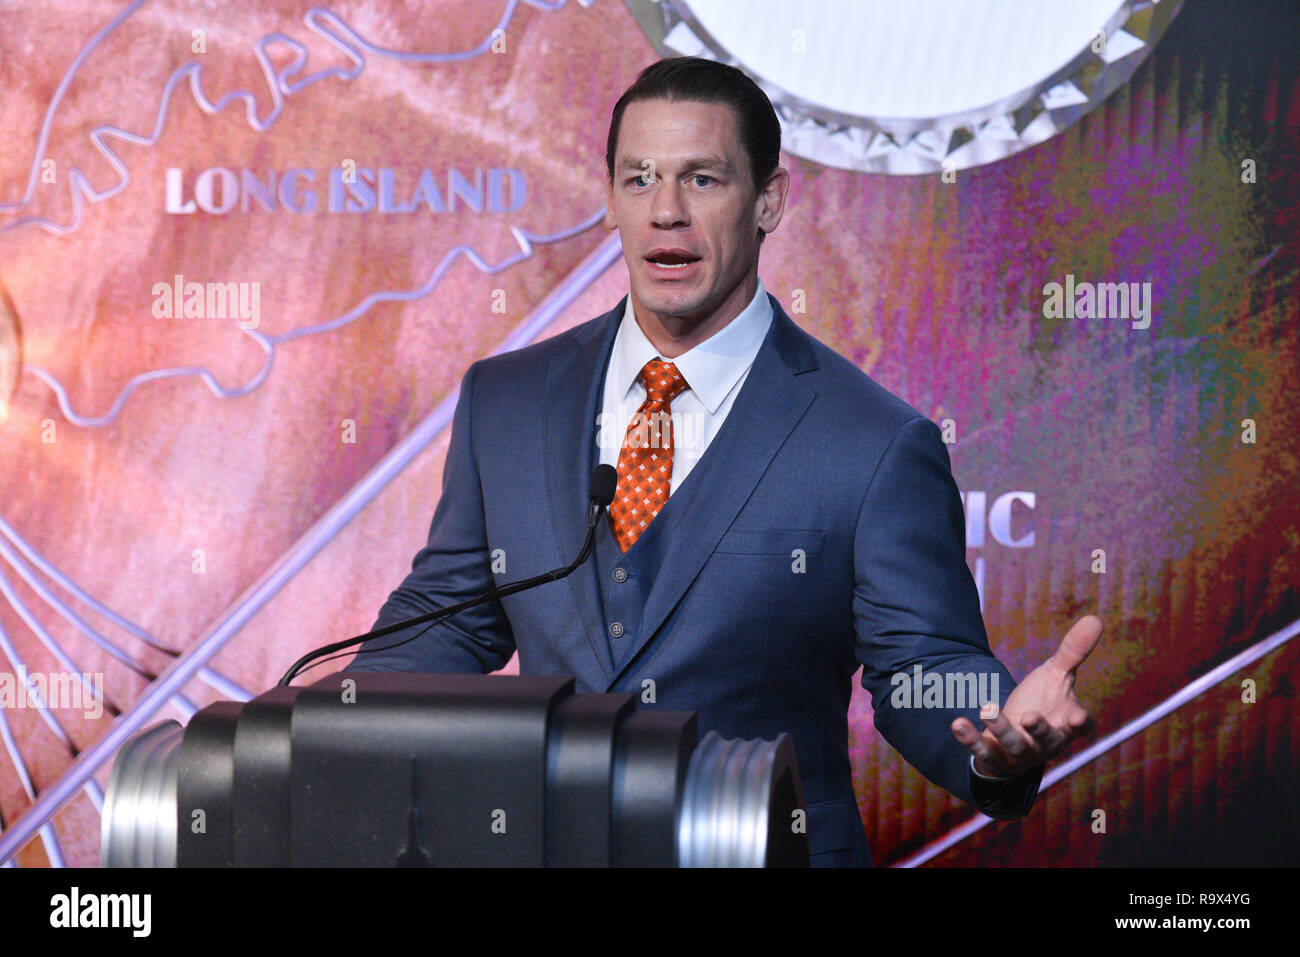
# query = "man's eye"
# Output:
<box><xmin>633</xmin><ymin>173</ymin><xmax>655</xmax><ymax>187</ymax></box>
<box><xmin>692</xmin><ymin>174</ymin><xmax>714</xmax><ymax>187</ymax></box>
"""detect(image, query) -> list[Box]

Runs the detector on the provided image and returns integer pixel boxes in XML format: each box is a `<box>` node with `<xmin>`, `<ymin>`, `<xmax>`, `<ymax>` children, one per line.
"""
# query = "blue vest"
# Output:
<box><xmin>589</xmin><ymin>414</ymin><xmax>705</xmax><ymax>674</ymax></box>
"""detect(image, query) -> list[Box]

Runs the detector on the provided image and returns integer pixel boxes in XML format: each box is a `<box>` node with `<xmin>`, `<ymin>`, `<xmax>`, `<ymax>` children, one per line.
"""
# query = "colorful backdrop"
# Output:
<box><xmin>0</xmin><ymin>0</ymin><xmax>1296</xmax><ymax>867</ymax></box>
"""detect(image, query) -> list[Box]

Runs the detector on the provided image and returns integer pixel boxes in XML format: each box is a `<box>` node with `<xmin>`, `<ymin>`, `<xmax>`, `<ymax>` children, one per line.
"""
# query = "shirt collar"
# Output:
<box><xmin>612</xmin><ymin>277</ymin><xmax>773</xmax><ymax>415</ymax></box>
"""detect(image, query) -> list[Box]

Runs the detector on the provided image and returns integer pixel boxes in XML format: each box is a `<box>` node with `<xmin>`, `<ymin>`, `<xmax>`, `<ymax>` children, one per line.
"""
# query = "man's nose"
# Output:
<box><xmin>651</xmin><ymin>179</ymin><xmax>689</xmax><ymax>228</ymax></box>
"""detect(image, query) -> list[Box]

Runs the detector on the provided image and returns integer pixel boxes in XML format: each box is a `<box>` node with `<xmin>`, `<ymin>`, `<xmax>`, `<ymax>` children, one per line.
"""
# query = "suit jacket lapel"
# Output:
<box><xmin>605</xmin><ymin>295</ymin><xmax>820</xmax><ymax>691</ymax></box>
<box><xmin>543</xmin><ymin>300</ymin><xmax>623</xmax><ymax>685</ymax></box>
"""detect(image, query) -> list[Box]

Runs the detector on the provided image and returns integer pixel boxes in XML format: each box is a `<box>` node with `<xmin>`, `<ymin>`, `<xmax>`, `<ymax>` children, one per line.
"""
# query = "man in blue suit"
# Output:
<box><xmin>350</xmin><ymin>57</ymin><xmax>1101</xmax><ymax>866</ymax></box>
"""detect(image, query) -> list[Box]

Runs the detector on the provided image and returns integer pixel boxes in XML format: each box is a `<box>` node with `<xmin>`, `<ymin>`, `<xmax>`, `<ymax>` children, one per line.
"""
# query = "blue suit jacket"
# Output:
<box><xmin>351</xmin><ymin>292</ymin><xmax>1042</xmax><ymax>865</ymax></box>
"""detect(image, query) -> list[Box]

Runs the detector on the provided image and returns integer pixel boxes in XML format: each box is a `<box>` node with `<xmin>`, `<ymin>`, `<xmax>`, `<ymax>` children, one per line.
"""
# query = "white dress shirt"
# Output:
<box><xmin>597</xmin><ymin>279</ymin><xmax>774</xmax><ymax>496</ymax></box>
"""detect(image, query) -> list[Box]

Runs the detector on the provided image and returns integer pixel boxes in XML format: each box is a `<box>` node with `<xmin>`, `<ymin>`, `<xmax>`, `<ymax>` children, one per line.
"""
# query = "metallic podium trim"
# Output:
<box><xmin>678</xmin><ymin>730</ymin><xmax>783</xmax><ymax>867</ymax></box>
<box><xmin>101</xmin><ymin>720</ymin><xmax>182</xmax><ymax>868</ymax></box>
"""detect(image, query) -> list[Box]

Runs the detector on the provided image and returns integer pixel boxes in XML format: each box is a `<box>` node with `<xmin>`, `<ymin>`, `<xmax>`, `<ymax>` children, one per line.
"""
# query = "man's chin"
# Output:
<box><xmin>631</xmin><ymin>283</ymin><xmax>710</xmax><ymax>323</ymax></box>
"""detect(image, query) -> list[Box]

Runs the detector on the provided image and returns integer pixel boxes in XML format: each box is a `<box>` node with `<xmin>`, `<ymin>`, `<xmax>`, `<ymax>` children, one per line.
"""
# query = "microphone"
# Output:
<box><xmin>590</xmin><ymin>461</ymin><xmax>617</xmax><ymax>511</ymax></box>
<box><xmin>278</xmin><ymin>464</ymin><xmax>619</xmax><ymax>687</ymax></box>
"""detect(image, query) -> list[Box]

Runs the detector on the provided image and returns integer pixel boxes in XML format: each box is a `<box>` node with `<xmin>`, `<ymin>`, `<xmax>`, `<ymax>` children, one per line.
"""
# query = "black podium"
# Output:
<box><xmin>102</xmin><ymin>673</ymin><xmax>810</xmax><ymax>867</ymax></box>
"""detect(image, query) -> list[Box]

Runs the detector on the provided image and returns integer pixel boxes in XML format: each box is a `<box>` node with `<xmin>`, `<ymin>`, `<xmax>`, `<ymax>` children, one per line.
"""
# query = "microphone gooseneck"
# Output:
<box><xmin>278</xmin><ymin>464</ymin><xmax>619</xmax><ymax>687</ymax></box>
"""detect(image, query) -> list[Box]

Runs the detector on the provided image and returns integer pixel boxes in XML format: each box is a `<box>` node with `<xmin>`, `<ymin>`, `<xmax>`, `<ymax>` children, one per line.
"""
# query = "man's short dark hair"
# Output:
<box><xmin>606</xmin><ymin>56</ymin><xmax>782</xmax><ymax>242</ymax></box>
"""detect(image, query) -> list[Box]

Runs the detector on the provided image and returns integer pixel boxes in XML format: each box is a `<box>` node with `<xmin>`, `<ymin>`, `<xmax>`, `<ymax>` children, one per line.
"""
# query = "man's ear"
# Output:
<box><xmin>604</xmin><ymin>179</ymin><xmax>618</xmax><ymax>231</ymax></box>
<box><xmin>756</xmin><ymin>166</ymin><xmax>789</xmax><ymax>237</ymax></box>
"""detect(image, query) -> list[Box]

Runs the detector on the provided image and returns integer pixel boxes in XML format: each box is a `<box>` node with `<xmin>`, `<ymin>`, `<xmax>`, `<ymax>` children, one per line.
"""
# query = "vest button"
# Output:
<box><xmin>613</xmin><ymin>567</ymin><xmax>628</xmax><ymax>583</ymax></box>
<box><xmin>609</xmin><ymin>621</ymin><xmax>624</xmax><ymax>638</ymax></box>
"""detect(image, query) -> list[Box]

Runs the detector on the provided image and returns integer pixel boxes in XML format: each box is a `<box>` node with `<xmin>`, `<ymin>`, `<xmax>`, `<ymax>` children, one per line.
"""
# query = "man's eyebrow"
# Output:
<box><xmin>681</xmin><ymin>155</ymin><xmax>734</xmax><ymax>173</ymax></box>
<box><xmin>617</xmin><ymin>155</ymin><xmax>735</xmax><ymax>174</ymax></box>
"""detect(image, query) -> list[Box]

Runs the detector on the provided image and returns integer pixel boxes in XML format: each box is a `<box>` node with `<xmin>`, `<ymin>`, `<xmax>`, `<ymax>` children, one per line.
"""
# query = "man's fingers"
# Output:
<box><xmin>952</xmin><ymin>717</ymin><xmax>984</xmax><ymax>749</ymax></box>
<box><xmin>981</xmin><ymin>707</ymin><xmax>1032</xmax><ymax>759</ymax></box>
<box><xmin>1051</xmin><ymin>614</ymin><xmax>1104</xmax><ymax>674</ymax></box>
<box><xmin>1020</xmin><ymin>712</ymin><xmax>1065</xmax><ymax>755</ymax></box>
<box><xmin>1065</xmin><ymin>707</ymin><xmax>1096</xmax><ymax>739</ymax></box>
<box><xmin>957</xmin><ymin>705</ymin><xmax>1095</xmax><ymax>775</ymax></box>
<box><xmin>951</xmin><ymin>718</ymin><xmax>1006</xmax><ymax>773</ymax></box>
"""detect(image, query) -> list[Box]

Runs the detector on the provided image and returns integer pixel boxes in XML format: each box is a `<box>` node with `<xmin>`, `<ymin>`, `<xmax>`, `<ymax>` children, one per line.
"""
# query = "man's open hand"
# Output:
<box><xmin>951</xmin><ymin>614</ymin><xmax>1102</xmax><ymax>778</ymax></box>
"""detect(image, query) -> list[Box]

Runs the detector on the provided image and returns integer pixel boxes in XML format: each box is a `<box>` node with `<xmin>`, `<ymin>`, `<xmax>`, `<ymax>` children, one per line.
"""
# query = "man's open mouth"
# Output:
<box><xmin>646</xmin><ymin>250</ymin><xmax>702</xmax><ymax>270</ymax></box>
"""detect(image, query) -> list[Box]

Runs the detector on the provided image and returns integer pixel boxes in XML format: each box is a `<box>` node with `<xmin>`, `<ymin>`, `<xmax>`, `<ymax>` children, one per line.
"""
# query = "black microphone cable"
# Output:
<box><xmin>278</xmin><ymin>464</ymin><xmax>618</xmax><ymax>687</ymax></box>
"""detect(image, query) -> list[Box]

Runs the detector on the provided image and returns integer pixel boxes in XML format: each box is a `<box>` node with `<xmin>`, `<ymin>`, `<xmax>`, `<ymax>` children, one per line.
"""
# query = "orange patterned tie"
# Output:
<box><xmin>609</xmin><ymin>359</ymin><xmax>689</xmax><ymax>552</ymax></box>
